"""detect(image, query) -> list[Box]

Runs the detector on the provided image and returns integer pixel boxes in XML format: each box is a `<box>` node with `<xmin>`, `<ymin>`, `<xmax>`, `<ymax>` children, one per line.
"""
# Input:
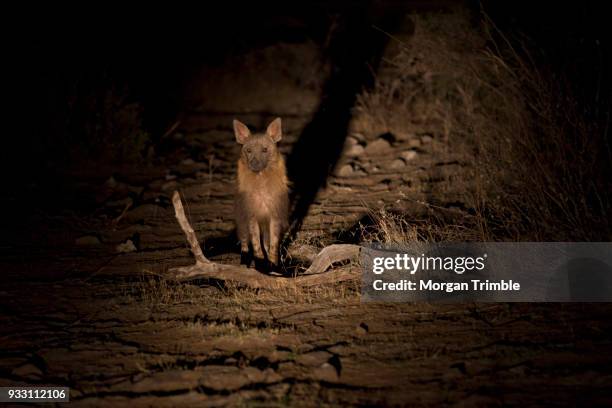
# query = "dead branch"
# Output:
<box><xmin>110</xmin><ymin>199</ymin><xmax>133</xmax><ymax>227</ymax></box>
<box><xmin>172</xmin><ymin>191</ymin><xmax>209</xmax><ymax>265</ymax></box>
<box><xmin>168</xmin><ymin>191</ymin><xmax>361</xmax><ymax>288</ymax></box>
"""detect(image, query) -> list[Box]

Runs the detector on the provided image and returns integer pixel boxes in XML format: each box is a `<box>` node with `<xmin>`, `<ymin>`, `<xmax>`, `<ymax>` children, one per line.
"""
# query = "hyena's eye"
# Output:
<box><xmin>262</xmin><ymin>147</ymin><xmax>268</xmax><ymax>153</ymax></box>
<box><xmin>246</xmin><ymin>148</ymin><xmax>252</xmax><ymax>153</ymax></box>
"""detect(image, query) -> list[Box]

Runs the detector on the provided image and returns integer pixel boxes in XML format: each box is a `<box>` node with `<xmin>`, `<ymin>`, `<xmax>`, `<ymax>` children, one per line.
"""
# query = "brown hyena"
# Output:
<box><xmin>234</xmin><ymin>118</ymin><xmax>289</xmax><ymax>271</ymax></box>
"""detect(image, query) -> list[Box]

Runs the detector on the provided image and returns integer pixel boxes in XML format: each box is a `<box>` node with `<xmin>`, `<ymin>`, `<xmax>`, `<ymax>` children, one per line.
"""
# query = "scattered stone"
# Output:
<box><xmin>12</xmin><ymin>363</ymin><xmax>43</xmax><ymax>378</ymax></box>
<box><xmin>400</xmin><ymin>150</ymin><xmax>418</xmax><ymax>162</ymax></box>
<box><xmin>296</xmin><ymin>351</ymin><xmax>333</xmax><ymax>367</ymax></box>
<box><xmin>421</xmin><ymin>134</ymin><xmax>433</xmax><ymax>144</ymax></box>
<box><xmin>165</xmin><ymin>173</ymin><xmax>177</xmax><ymax>181</ymax></box>
<box><xmin>116</xmin><ymin>239</ymin><xmax>137</xmax><ymax>253</ymax></box>
<box><xmin>350</xmin><ymin>132</ymin><xmax>366</xmax><ymax>142</ymax></box>
<box><xmin>395</xmin><ymin>131</ymin><xmax>416</xmax><ymax>141</ymax></box>
<box><xmin>389</xmin><ymin>159</ymin><xmax>406</xmax><ymax>169</ymax></box>
<box><xmin>345</xmin><ymin>136</ymin><xmax>359</xmax><ymax>146</ymax></box>
<box><xmin>356</xmin><ymin>322</ymin><xmax>369</xmax><ymax>336</ymax></box>
<box><xmin>364</xmin><ymin>138</ymin><xmax>391</xmax><ymax>155</ymax></box>
<box><xmin>345</xmin><ymin>144</ymin><xmax>365</xmax><ymax>157</ymax></box>
<box><xmin>75</xmin><ymin>235</ymin><xmax>101</xmax><ymax>246</ymax></box>
<box><xmin>162</xmin><ymin>180</ymin><xmax>179</xmax><ymax>192</ymax></box>
<box><xmin>312</xmin><ymin>362</ymin><xmax>339</xmax><ymax>382</ymax></box>
<box><xmin>337</xmin><ymin>164</ymin><xmax>354</xmax><ymax>177</ymax></box>
<box><xmin>199</xmin><ymin>366</ymin><xmax>281</xmax><ymax>392</ymax></box>
<box><xmin>408</xmin><ymin>138</ymin><xmax>421</xmax><ymax>148</ymax></box>
<box><xmin>181</xmin><ymin>158</ymin><xmax>196</xmax><ymax>166</ymax></box>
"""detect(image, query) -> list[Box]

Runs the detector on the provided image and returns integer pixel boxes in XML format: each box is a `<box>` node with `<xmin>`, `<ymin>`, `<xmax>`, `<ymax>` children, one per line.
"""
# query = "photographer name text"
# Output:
<box><xmin>372</xmin><ymin>279</ymin><xmax>520</xmax><ymax>292</ymax></box>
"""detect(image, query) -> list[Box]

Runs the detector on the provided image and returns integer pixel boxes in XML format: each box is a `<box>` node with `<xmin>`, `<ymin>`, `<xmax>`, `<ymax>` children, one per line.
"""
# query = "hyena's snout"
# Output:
<box><xmin>248</xmin><ymin>157</ymin><xmax>267</xmax><ymax>173</ymax></box>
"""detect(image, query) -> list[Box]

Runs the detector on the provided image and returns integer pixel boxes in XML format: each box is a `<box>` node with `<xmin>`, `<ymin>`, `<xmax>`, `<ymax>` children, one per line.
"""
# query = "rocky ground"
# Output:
<box><xmin>2</xmin><ymin>7</ymin><xmax>612</xmax><ymax>407</ymax></box>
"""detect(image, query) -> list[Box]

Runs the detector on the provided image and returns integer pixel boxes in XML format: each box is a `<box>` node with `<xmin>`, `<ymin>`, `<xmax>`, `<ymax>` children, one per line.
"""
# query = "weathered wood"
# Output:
<box><xmin>172</xmin><ymin>191</ymin><xmax>210</xmax><ymax>266</ymax></box>
<box><xmin>168</xmin><ymin>191</ymin><xmax>361</xmax><ymax>288</ymax></box>
<box><xmin>301</xmin><ymin>244</ymin><xmax>360</xmax><ymax>275</ymax></box>
<box><xmin>166</xmin><ymin>263</ymin><xmax>360</xmax><ymax>289</ymax></box>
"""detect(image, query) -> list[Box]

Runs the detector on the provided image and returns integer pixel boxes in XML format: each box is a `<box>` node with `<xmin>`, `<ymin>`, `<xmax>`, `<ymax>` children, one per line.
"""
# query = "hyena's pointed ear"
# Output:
<box><xmin>266</xmin><ymin>117</ymin><xmax>282</xmax><ymax>143</ymax></box>
<box><xmin>233</xmin><ymin>119</ymin><xmax>251</xmax><ymax>144</ymax></box>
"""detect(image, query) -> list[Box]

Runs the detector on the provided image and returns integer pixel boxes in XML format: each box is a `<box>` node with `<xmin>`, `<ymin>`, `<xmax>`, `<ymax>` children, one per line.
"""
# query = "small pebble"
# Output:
<box><xmin>116</xmin><ymin>239</ymin><xmax>137</xmax><ymax>253</ymax></box>
<box><xmin>364</xmin><ymin>138</ymin><xmax>391</xmax><ymax>154</ymax></box>
<box><xmin>389</xmin><ymin>159</ymin><xmax>406</xmax><ymax>169</ymax></box>
<box><xmin>345</xmin><ymin>136</ymin><xmax>358</xmax><ymax>146</ymax></box>
<box><xmin>400</xmin><ymin>150</ymin><xmax>418</xmax><ymax>161</ymax></box>
<box><xmin>161</xmin><ymin>180</ymin><xmax>178</xmax><ymax>192</ymax></box>
<box><xmin>337</xmin><ymin>164</ymin><xmax>354</xmax><ymax>177</ymax></box>
<box><xmin>346</xmin><ymin>144</ymin><xmax>364</xmax><ymax>157</ymax></box>
<box><xmin>408</xmin><ymin>139</ymin><xmax>421</xmax><ymax>148</ymax></box>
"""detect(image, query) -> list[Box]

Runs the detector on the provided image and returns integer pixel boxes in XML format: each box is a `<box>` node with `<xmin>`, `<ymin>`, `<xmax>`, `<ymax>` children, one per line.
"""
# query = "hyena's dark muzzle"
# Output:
<box><xmin>248</xmin><ymin>157</ymin><xmax>267</xmax><ymax>172</ymax></box>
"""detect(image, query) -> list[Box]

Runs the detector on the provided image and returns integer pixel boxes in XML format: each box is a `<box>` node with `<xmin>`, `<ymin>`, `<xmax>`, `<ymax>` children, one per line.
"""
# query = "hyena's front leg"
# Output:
<box><xmin>248</xmin><ymin>218</ymin><xmax>265</xmax><ymax>260</ymax></box>
<box><xmin>262</xmin><ymin>222</ymin><xmax>270</xmax><ymax>257</ymax></box>
<box><xmin>268</xmin><ymin>218</ymin><xmax>281</xmax><ymax>267</ymax></box>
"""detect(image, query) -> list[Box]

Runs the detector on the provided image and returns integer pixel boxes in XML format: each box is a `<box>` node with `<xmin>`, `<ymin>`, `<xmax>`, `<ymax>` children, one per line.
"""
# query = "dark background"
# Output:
<box><xmin>5</xmin><ymin>1</ymin><xmax>610</xmax><ymax>185</ymax></box>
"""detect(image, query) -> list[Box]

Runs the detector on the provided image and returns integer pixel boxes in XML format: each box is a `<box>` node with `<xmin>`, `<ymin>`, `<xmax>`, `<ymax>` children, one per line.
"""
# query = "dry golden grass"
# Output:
<box><xmin>466</xmin><ymin>15</ymin><xmax>610</xmax><ymax>240</ymax></box>
<box><xmin>355</xmin><ymin>10</ymin><xmax>611</xmax><ymax>242</ymax></box>
<box><xmin>125</xmin><ymin>271</ymin><xmax>362</xmax><ymax>310</ymax></box>
<box><xmin>121</xmin><ymin>274</ymin><xmax>211</xmax><ymax>307</ymax></box>
<box><xmin>224</xmin><ymin>277</ymin><xmax>361</xmax><ymax>306</ymax></box>
<box><xmin>359</xmin><ymin>207</ymin><xmax>488</xmax><ymax>244</ymax></box>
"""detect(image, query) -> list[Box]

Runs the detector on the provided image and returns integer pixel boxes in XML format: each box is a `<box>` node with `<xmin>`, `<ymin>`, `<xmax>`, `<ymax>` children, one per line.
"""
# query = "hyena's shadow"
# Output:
<box><xmin>201</xmin><ymin>231</ymin><xmax>240</xmax><ymax>260</ymax></box>
<box><xmin>285</xmin><ymin>6</ymin><xmax>405</xmax><ymax>241</ymax></box>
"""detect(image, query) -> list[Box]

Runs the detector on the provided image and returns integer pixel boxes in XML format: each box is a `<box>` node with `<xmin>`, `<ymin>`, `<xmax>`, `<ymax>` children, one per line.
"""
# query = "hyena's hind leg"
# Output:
<box><xmin>238</xmin><ymin>224</ymin><xmax>251</xmax><ymax>266</ymax></box>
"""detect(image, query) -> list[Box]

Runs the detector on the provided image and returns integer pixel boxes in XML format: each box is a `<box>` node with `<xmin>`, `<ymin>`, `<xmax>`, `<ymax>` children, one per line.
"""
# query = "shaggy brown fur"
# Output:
<box><xmin>234</xmin><ymin>118</ymin><xmax>289</xmax><ymax>270</ymax></box>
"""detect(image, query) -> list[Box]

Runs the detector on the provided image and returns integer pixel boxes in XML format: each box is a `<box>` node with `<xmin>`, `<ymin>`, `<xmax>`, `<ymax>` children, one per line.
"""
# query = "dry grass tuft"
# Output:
<box><xmin>125</xmin><ymin>272</ymin><xmax>361</xmax><ymax>309</ymax></box>
<box><xmin>123</xmin><ymin>274</ymin><xmax>210</xmax><ymax>307</ymax></box>
<box><xmin>220</xmin><ymin>277</ymin><xmax>361</xmax><ymax>307</ymax></box>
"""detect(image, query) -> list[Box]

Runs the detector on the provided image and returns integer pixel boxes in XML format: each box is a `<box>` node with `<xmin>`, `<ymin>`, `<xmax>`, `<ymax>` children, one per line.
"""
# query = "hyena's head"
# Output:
<box><xmin>233</xmin><ymin>118</ymin><xmax>282</xmax><ymax>173</ymax></box>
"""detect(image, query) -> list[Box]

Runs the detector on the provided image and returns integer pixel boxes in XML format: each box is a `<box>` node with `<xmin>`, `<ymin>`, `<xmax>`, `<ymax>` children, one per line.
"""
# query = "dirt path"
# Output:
<box><xmin>2</xmin><ymin>7</ymin><xmax>612</xmax><ymax>407</ymax></box>
<box><xmin>2</xmin><ymin>278</ymin><xmax>612</xmax><ymax>406</ymax></box>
